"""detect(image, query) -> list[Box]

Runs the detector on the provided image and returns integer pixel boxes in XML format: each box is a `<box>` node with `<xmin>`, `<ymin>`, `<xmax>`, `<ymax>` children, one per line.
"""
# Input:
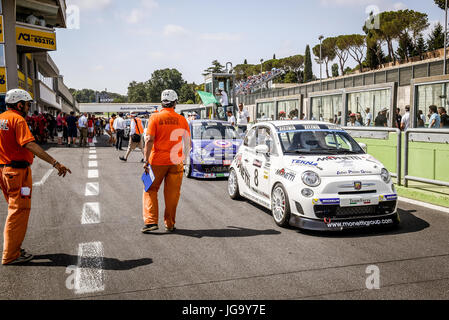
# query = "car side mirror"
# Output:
<box><xmin>255</xmin><ymin>145</ymin><xmax>269</xmax><ymax>154</ymax></box>
<box><xmin>358</xmin><ymin>142</ymin><xmax>367</xmax><ymax>153</ymax></box>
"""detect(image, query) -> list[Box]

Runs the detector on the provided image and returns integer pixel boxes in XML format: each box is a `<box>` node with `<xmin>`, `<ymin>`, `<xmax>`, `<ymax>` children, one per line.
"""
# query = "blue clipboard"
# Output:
<box><xmin>141</xmin><ymin>165</ymin><xmax>155</xmax><ymax>192</ymax></box>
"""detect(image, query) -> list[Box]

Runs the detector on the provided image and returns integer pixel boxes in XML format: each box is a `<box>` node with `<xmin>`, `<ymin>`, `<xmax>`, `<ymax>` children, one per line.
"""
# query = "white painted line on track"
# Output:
<box><xmin>88</xmin><ymin>161</ymin><xmax>98</xmax><ymax>168</ymax></box>
<box><xmin>75</xmin><ymin>242</ymin><xmax>105</xmax><ymax>294</ymax></box>
<box><xmin>88</xmin><ymin>170</ymin><xmax>99</xmax><ymax>179</ymax></box>
<box><xmin>89</xmin><ymin>155</ymin><xmax>97</xmax><ymax>159</ymax></box>
<box><xmin>85</xmin><ymin>183</ymin><xmax>99</xmax><ymax>196</ymax></box>
<box><xmin>81</xmin><ymin>203</ymin><xmax>100</xmax><ymax>224</ymax></box>
<box><xmin>89</xmin><ymin>150</ymin><xmax>96</xmax><ymax>154</ymax></box>
<box><xmin>399</xmin><ymin>196</ymin><xmax>449</xmax><ymax>214</ymax></box>
<box><xmin>33</xmin><ymin>169</ymin><xmax>54</xmax><ymax>187</ymax></box>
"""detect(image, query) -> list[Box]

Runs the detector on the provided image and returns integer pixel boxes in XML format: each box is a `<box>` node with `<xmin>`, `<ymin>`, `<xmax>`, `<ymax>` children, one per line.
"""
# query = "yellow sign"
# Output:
<box><xmin>0</xmin><ymin>67</ymin><xmax>7</xmax><ymax>93</ymax></box>
<box><xmin>16</xmin><ymin>26</ymin><xmax>56</xmax><ymax>51</ymax></box>
<box><xmin>0</xmin><ymin>16</ymin><xmax>4</xmax><ymax>43</ymax></box>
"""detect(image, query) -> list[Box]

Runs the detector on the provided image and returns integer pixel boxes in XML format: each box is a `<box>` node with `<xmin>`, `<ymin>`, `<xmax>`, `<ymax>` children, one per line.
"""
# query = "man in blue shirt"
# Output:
<box><xmin>428</xmin><ymin>105</ymin><xmax>441</xmax><ymax>129</ymax></box>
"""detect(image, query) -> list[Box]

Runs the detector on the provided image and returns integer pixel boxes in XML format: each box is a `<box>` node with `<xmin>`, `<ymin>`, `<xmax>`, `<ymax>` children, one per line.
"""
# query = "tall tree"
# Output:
<box><xmin>334</xmin><ymin>36</ymin><xmax>350</xmax><ymax>75</ymax></box>
<box><xmin>147</xmin><ymin>68</ymin><xmax>185</xmax><ymax>102</ymax></box>
<box><xmin>313</xmin><ymin>37</ymin><xmax>336</xmax><ymax>78</ymax></box>
<box><xmin>434</xmin><ymin>0</ymin><xmax>446</xmax><ymax>9</ymax></box>
<box><xmin>343</xmin><ymin>34</ymin><xmax>367</xmax><ymax>72</ymax></box>
<box><xmin>396</xmin><ymin>32</ymin><xmax>415</xmax><ymax>62</ymax></box>
<box><xmin>203</xmin><ymin>60</ymin><xmax>225</xmax><ymax>76</ymax></box>
<box><xmin>244</xmin><ymin>59</ymin><xmax>248</xmax><ymax>64</ymax></box>
<box><xmin>427</xmin><ymin>22</ymin><xmax>445</xmax><ymax>51</ymax></box>
<box><xmin>415</xmin><ymin>34</ymin><xmax>427</xmax><ymax>59</ymax></box>
<box><xmin>179</xmin><ymin>83</ymin><xmax>196</xmax><ymax>104</ymax></box>
<box><xmin>365</xmin><ymin>37</ymin><xmax>385</xmax><ymax>69</ymax></box>
<box><xmin>127</xmin><ymin>81</ymin><xmax>148</xmax><ymax>103</ymax></box>
<box><xmin>273</xmin><ymin>54</ymin><xmax>276</xmax><ymax>60</ymax></box>
<box><xmin>303</xmin><ymin>45</ymin><xmax>313</xmax><ymax>83</ymax></box>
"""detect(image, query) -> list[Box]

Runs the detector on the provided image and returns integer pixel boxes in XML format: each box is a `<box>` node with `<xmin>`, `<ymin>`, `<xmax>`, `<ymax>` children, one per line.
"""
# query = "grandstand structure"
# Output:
<box><xmin>235</xmin><ymin>56</ymin><xmax>449</xmax><ymax>129</ymax></box>
<box><xmin>234</xmin><ymin>68</ymin><xmax>285</xmax><ymax>95</ymax></box>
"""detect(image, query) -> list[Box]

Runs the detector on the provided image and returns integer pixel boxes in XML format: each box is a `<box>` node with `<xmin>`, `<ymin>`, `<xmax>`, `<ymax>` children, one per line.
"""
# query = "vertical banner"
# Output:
<box><xmin>0</xmin><ymin>67</ymin><xmax>6</xmax><ymax>93</ymax></box>
<box><xmin>0</xmin><ymin>16</ymin><xmax>4</xmax><ymax>43</ymax></box>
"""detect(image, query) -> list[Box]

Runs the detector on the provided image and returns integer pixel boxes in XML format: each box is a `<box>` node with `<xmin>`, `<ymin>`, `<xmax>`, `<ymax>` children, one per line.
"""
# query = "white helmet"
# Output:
<box><xmin>161</xmin><ymin>89</ymin><xmax>178</xmax><ymax>103</ymax></box>
<box><xmin>5</xmin><ymin>89</ymin><xmax>33</xmax><ymax>104</ymax></box>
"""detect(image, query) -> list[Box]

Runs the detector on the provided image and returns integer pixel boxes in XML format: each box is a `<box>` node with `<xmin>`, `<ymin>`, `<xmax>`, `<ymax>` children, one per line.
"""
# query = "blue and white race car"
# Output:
<box><xmin>227</xmin><ymin>121</ymin><xmax>400</xmax><ymax>231</ymax></box>
<box><xmin>184</xmin><ymin>120</ymin><xmax>242</xmax><ymax>179</ymax></box>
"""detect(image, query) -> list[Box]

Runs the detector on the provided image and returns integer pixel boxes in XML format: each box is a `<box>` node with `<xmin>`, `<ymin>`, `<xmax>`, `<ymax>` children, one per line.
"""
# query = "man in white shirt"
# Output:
<box><xmin>237</xmin><ymin>103</ymin><xmax>250</xmax><ymax>133</ymax></box>
<box><xmin>218</xmin><ymin>89</ymin><xmax>228</xmax><ymax>108</ymax></box>
<box><xmin>365</xmin><ymin>108</ymin><xmax>373</xmax><ymax>126</ymax></box>
<box><xmin>401</xmin><ymin>105</ymin><xmax>411</xmax><ymax>131</ymax></box>
<box><xmin>78</xmin><ymin>113</ymin><xmax>88</xmax><ymax>148</ymax></box>
<box><xmin>113</xmin><ymin>113</ymin><xmax>126</xmax><ymax>151</ymax></box>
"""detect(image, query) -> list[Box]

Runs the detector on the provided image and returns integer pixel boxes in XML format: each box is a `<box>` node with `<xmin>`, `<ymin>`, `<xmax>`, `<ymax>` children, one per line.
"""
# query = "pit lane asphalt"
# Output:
<box><xmin>0</xmin><ymin>135</ymin><xmax>448</xmax><ymax>300</ymax></box>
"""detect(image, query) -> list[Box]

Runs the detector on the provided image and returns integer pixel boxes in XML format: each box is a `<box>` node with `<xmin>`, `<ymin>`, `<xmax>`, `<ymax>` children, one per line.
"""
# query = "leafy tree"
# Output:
<box><xmin>303</xmin><ymin>45</ymin><xmax>313</xmax><ymax>83</ymax></box>
<box><xmin>331</xmin><ymin>63</ymin><xmax>339</xmax><ymax>77</ymax></box>
<box><xmin>127</xmin><ymin>81</ymin><xmax>149</xmax><ymax>103</ymax></box>
<box><xmin>203</xmin><ymin>60</ymin><xmax>225</xmax><ymax>76</ymax></box>
<box><xmin>147</xmin><ymin>68</ymin><xmax>184</xmax><ymax>102</ymax></box>
<box><xmin>344</xmin><ymin>67</ymin><xmax>353</xmax><ymax>75</ymax></box>
<box><xmin>340</xmin><ymin>34</ymin><xmax>366</xmax><ymax>72</ymax></box>
<box><xmin>313</xmin><ymin>37</ymin><xmax>336</xmax><ymax>78</ymax></box>
<box><xmin>333</xmin><ymin>36</ymin><xmax>350</xmax><ymax>75</ymax></box>
<box><xmin>365</xmin><ymin>37</ymin><xmax>385</xmax><ymax>69</ymax></box>
<box><xmin>179</xmin><ymin>83</ymin><xmax>196</xmax><ymax>104</ymax></box>
<box><xmin>427</xmin><ymin>22</ymin><xmax>445</xmax><ymax>51</ymax></box>
<box><xmin>283</xmin><ymin>71</ymin><xmax>298</xmax><ymax>83</ymax></box>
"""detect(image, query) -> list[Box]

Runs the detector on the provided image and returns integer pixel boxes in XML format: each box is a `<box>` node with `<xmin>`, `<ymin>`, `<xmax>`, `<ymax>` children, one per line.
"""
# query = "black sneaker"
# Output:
<box><xmin>119</xmin><ymin>157</ymin><xmax>127</xmax><ymax>162</ymax></box>
<box><xmin>4</xmin><ymin>249</ymin><xmax>34</xmax><ymax>265</ymax></box>
<box><xmin>141</xmin><ymin>224</ymin><xmax>159</xmax><ymax>233</ymax></box>
<box><xmin>141</xmin><ymin>159</ymin><xmax>145</xmax><ymax>163</ymax></box>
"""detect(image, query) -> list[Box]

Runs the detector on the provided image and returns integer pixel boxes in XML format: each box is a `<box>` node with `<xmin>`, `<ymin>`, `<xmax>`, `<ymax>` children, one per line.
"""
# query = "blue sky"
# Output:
<box><xmin>51</xmin><ymin>0</ymin><xmax>444</xmax><ymax>95</ymax></box>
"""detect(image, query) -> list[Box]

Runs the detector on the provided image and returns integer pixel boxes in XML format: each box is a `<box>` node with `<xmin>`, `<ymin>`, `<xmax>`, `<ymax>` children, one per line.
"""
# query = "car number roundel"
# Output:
<box><xmin>213</xmin><ymin>140</ymin><xmax>232</xmax><ymax>148</ymax></box>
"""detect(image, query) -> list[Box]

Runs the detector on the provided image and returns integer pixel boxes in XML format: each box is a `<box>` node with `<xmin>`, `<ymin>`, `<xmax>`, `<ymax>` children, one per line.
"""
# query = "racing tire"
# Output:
<box><xmin>271</xmin><ymin>183</ymin><xmax>291</xmax><ymax>228</ymax></box>
<box><xmin>228</xmin><ymin>169</ymin><xmax>242</xmax><ymax>200</ymax></box>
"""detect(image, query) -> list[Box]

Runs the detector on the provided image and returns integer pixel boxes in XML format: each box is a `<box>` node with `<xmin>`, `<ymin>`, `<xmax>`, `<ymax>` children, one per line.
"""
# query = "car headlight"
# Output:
<box><xmin>302</xmin><ymin>171</ymin><xmax>321</xmax><ymax>187</ymax></box>
<box><xmin>381</xmin><ymin>168</ymin><xmax>391</xmax><ymax>183</ymax></box>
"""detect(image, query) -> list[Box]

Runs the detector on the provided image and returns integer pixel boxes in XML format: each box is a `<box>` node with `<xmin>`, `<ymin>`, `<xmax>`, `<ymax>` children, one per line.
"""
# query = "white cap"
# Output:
<box><xmin>161</xmin><ymin>89</ymin><xmax>178</xmax><ymax>102</ymax></box>
<box><xmin>5</xmin><ymin>89</ymin><xmax>33</xmax><ymax>104</ymax></box>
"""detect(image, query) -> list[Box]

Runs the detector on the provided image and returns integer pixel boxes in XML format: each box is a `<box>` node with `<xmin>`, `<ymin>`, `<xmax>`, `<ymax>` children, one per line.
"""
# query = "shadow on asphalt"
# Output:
<box><xmin>148</xmin><ymin>226</ymin><xmax>281</xmax><ymax>238</ymax></box>
<box><xmin>21</xmin><ymin>254</ymin><xmax>152</xmax><ymax>270</ymax></box>
<box><xmin>296</xmin><ymin>208</ymin><xmax>430</xmax><ymax>238</ymax></box>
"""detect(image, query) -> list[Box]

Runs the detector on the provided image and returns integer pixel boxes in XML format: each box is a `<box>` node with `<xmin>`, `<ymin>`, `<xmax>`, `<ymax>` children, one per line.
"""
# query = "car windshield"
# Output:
<box><xmin>192</xmin><ymin>123</ymin><xmax>238</xmax><ymax>140</ymax></box>
<box><xmin>279</xmin><ymin>130</ymin><xmax>364</xmax><ymax>155</ymax></box>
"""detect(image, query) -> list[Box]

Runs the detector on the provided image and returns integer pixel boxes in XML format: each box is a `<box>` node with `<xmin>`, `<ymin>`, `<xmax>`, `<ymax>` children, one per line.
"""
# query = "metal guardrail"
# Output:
<box><xmin>342</xmin><ymin>127</ymin><xmax>402</xmax><ymax>186</ymax></box>
<box><xmin>404</xmin><ymin>128</ymin><xmax>449</xmax><ymax>188</ymax></box>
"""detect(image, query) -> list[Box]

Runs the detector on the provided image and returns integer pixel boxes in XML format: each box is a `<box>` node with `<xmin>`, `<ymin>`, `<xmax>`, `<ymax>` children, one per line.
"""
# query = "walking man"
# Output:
<box><xmin>78</xmin><ymin>112</ymin><xmax>88</xmax><ymax>147</ymax></box>
<box><xmin>113</xmin><ymin>113</ymin><xmax>125</xmax><ymax>151</ymax></box>
<box><xmin>0</xmin><ymin>89</ymin><xmax>71</xmax><ymax>265</ymax></box>
<box><xmin>120</xmin><ymin>114</ymin><xmax>145</xmax><ymax>162</ymax></box>
<box><xmin>142</xmin><ymin>89</ymin><xmax>191</xmax><ymax>233</ymax></box>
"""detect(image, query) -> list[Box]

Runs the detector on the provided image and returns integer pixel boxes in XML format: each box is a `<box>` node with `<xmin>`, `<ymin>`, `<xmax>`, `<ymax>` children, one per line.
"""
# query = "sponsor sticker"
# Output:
<box><xmin>213</xmin><ymin>140</ymin><xmax>232</xmax><ymax>148</ymax></box>
<box><xmin>291</xmin><ymin>159</ymin><xmax>323</xmax><ymax>170</ymax></box>
<box><xmin>312</xmin><ymin>198</ymin><xmax>340</xmax><ymax>205</ymax></box>
<box><xmin>275</xmin><ymin>168</ymin><xmax>296</xmax><ymax>181</ymax></box>
<box><xmin>317</xmin><ymin>156</ymin><xmax>363</xmax><ymax>162</ymax></box>
<box><xmin>277</xmin><ymin>125</ymin><xmax>296</xmax><ymax>131</ymax></box>
<box><xmin>382</xmin><ymin>194</ymin><xmax>398</xmax><ymax>201</ymax></box>
<box><xmin>253</xmin><ymin>159</ymin><xmax>263</xmax><ymax>168</ymax></box>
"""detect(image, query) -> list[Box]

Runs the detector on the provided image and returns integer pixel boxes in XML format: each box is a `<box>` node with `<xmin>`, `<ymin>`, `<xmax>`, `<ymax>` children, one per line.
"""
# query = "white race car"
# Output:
<box><xmin>227</xmin><ymin>121</ymin><xmax>399</xmax><ymax>231</ymax></box>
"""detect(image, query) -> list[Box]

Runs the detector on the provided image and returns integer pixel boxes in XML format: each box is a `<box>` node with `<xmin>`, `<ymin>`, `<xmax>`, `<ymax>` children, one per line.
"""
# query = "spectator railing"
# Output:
<box><xmin>342</xmin><ymin>127</ymin><xmax>402</xmax><ymax>186</ymax></box>
<box><xmin>404</xmin><ymin>128</ymin><xmax>449</xmax><ymax>188</ymax></box>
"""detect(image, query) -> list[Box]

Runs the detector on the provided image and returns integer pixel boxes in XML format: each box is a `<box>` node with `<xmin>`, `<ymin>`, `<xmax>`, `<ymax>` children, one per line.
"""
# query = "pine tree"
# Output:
<box><xmin>397</xmin><ymin>32</ymin><xmax>414</xmax><ymax>61</ymax></box>
<box><xmin>273</xmin><ymin>54</ymin><xmax>276</xmax><ymax>60</ymax></box>
<box><xmin>365</xmin><ymin>41</ymin><xmax>385</xmax><ymax>70</ymax></box>
<box><xmin>427</xmin><ymin>22</ymin><xmax>445</xmax><ymax>51</ymax></box>
<box><xmin>415</xmin><ymin>34</ymin><xmax>427</xmax><ymax>59</ymax></box>
<box><xmin>303</xmin><ymin>45</ymin><xmax>313</xmax><ymax>83</ymax></box>
<box><xmin>244</xmin><ymin>59</ymin><xmax>248</xmax><ymax>65</ymax></box>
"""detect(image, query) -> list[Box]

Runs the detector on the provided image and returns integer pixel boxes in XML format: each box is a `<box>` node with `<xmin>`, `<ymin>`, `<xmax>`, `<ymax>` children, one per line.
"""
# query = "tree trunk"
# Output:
<box><xmin>325</xmin><ymin>59</ymin><xmax>330</xmax><ymax>78</ymax></box>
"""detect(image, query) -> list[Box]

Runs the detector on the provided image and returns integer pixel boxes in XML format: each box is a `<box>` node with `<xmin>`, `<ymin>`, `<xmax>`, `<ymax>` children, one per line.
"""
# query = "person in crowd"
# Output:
<box><xmin>279</xmin><ymin>111</ymin><xmax>287</xmax><ymax>120</ymax></box>
<box><xmin>400</xmin><ymin>105</ymin><xmax>411</xmax><ymax>131</ymax></box>
<box><xmin>336</xmin><ymin>111</ymin><xmax>342</xmax><ymax>125</ymax></box>
<box><xmin>227</xmin><ymin>110</ymin><xmax>236</xmax><ymax>126</ymax></box>
<box><xmin>0</xmin><ymin>89</ymin><xmax>71</xmax><ymax>265</ymax></box>
<box><xmin>109</xmin><ymin>114</ymin><xmax>117</xmax><ymax>147</ymax></box>
<box><xmin>428</xmin><ymin>105</ymin><xmax>441</xmax><ymax>129</ymax></box>
<box><xmin>333</xmin><ymin>114</ymin><xmax>338</xmax><ymax>124</ymax></box>
<box><xmin>237</xmin><ymin>103</ymin><xmax>250</xmax><ymax>133</ymax></box>
<box><xmin>348</xmin><ymin>113</ymin><xmax>361</xmax><ymax>127</ymax></box>
<box><xmin>356</xmin><ymin>112</ymin><xmax>364</xmax><ymax>126</ymax></box>
<box><xmin>120</xmin><ymin>114</ymin><xmax>145</xmax><ymax>163</ymax></box>
<box><xmin>375</xmin><ymin>108</ymin><xmax>388</xmax><ymax>127</ymax></box>
<box><xmin>87</xmin><ymin>115</ymin><xmax>94</xmax><ymax>139</ymax></box>
<box><xmin>62</xmin><ymin>113</ymin><xmax>68</xmax><ymax>144</ymax></box>
<box><xmin>300</xmin><ymin>113</ymin><xmax>306</xmax><ymax>120</ymax></box>
<box><xmin>113</xmin><ymin>113</ymin><xmax>125</xmax><ymax>151</ymax></box>
<box><xmin>37</xmin><ymin>113</ymin><xmax>47</xmax><ymax>144</ymax></box>
<box><xmin>365</xmin><ymin>108</ymin><xmax>373</xmax><ymax>126</ymax></box>
<box><xmin>66</xmin><ymin>111</ymin><xmax>78</xmax><ymax>147</ymax></box>
<box><xmin>142</xmin><ymin>89</ymin><xmax>191</xmax><ymax>233</ymax></box>
<box><xmin>56</xmin><ymin>112</ymin><xmax>64</xmax><ymax>145</ymax></box>
<box><xmin>78</xmin><ymin>112</ymin><xmax>88</xmax><ymax>147</ymax></box>
<box><xmin>394</xmin><ymin>108</ymin><xmax>402</xmax><ymax>129</ymax></box>
<box><xmin>438</xmin><ymin>107</ymin><xmax>449</xmax><ymax>128</ymax></box>
<box><xmin>418</xmin><ymin>110</ymin><xmax>426</xmax><ymax>126</ymax></box>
